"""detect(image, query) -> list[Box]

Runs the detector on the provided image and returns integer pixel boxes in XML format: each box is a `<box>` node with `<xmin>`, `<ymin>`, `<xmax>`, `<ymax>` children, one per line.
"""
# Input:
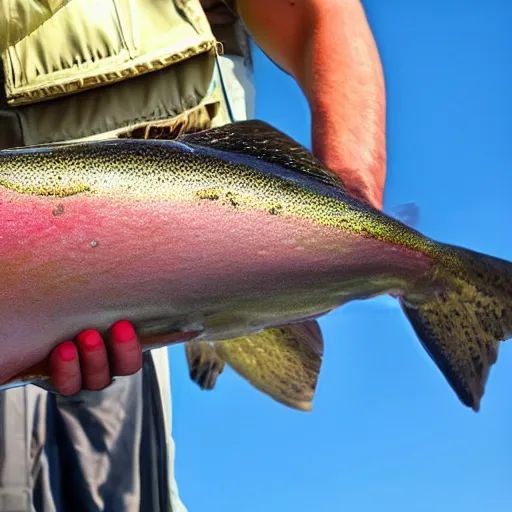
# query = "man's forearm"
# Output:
<box><xmin>238</xmin><ymin>0</ymin><xmax>386</xmax><ymax>209</ymax></box>
<box><xmin>307</xmin><ymin>1</ymin><xmax>386</xmax><ymax>209</ymax></box>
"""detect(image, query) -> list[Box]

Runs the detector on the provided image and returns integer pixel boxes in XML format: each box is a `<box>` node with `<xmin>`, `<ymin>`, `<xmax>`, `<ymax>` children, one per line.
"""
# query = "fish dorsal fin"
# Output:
<box><xmin>185</xmin><ymin>320</ymin><xmax>324</xmax><ymax>412</ymax></box>
<box><xmin>177</xmin><ymin>120</ymin><xmax>346</xmax><ymax>191</ymax></box>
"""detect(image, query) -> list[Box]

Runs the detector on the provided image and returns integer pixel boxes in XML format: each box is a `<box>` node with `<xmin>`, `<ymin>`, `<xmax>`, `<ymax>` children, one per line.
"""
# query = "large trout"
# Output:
<box><xmin>0</xmin><ymin>121</ymin><xmax>510</xmax><ymax>412</ymax></box>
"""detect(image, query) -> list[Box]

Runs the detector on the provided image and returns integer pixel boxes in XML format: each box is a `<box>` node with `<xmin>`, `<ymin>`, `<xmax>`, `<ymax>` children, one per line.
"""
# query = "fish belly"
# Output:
<box><xmin>0</xmin><ymin>188</ymin><xmax>430</xmax><ymax>381</ymax></box>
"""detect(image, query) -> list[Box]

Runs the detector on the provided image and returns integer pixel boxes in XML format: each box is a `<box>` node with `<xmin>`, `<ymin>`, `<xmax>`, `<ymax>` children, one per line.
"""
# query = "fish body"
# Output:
<box><xmin>0</xmin><ymin>121</ymin><xmax>510</xmax><ymax>411</ymax></box>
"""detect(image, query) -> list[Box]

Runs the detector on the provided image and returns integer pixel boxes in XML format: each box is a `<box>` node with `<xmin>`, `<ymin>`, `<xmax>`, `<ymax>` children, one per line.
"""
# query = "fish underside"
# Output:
<box><xmin>0</xmin><ymin>121</ymin><xmax>511</xmax><ymax>412</ymax></box>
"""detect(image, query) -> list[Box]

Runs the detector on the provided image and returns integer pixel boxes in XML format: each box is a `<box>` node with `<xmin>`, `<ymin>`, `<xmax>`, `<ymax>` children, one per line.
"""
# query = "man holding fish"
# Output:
<box><xmin>0</xmin><ymin>0</ymin><xmax>385</xmax><ymax>510</ymax></box>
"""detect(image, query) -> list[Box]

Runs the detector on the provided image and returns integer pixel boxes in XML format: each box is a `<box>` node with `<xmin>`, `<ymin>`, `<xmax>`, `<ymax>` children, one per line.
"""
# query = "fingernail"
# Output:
<box><xmin>57</xmin><ymin>341</ymin><xmax>78</xmax><ymax>362</ymax></box>
<box><xmin>111</xmin><ymin>320</ymin><xmax>136</xmax><ymax>343</ymax></box>
<box><xmin>77</xmin><ymin>329</ymin><xmax>103</xmax><ymax>351</ymax></box>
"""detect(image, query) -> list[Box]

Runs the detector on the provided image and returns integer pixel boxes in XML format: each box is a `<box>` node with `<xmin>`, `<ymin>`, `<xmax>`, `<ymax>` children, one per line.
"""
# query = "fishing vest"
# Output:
<box><xmin>0</xmin><ymin>0</ymin><xmax>249</xmax><ymax>148</ymax></box>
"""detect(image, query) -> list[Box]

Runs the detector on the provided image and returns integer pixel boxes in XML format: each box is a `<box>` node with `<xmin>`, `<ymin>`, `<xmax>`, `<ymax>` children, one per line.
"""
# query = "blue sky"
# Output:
<box><xmin>169</xmin><ymin>2</ymin><xmax>512</xmax><ymax>511</ymax></box>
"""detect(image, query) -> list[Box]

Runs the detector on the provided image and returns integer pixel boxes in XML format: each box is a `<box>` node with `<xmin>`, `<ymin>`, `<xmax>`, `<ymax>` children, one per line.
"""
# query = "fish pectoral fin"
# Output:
<box><xmin>185</xmin><ymin>342</ymin><xmax>226</xmax><ymax>390</ymax></box>
<box><xmin>137</xmin><ymin>329</ymin><xmax>202</xmax><ymax>351</ymax></box>
<box><xmin>0</xmin><ymin>360</ymin><xmax>50</xmax><ymax>389</ymax></box>
<box><xmin>135</xmin><ymin>317</ymin><xmax>203</xmax><ymax>351</ymax></box>
<box><xmin>207</xmin><ymin>320</ymin><xmax>324</xmax><ymax>412</ymax></box>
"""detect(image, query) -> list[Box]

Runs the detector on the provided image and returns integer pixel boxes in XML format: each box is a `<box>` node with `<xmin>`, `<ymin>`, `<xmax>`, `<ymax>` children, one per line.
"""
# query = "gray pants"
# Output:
<box><xmin>0</xmin><ymin>351</ymin><xmax>186</xmax><ymax>512</ymax></box>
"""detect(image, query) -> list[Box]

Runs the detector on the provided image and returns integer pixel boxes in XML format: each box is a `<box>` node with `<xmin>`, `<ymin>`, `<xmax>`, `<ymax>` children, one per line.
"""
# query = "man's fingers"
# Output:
<box><xmin>109</xmin><ymin>320</ymin><xmax>143</xmax><ymax>376</ymax></box>
<box><xmin>49</xmin><ymin>341</ymin><xmax>82</xmax><ymax>395</ymax></box>
<box><xmin>48</xmin><ymin>321</ymin><xmax>142</xmax><ymax>394</ymax></box>
<box><xmin>76</xmin><ymin>329</ymin><xmax>111</xmax><ymax>390</ymax></box>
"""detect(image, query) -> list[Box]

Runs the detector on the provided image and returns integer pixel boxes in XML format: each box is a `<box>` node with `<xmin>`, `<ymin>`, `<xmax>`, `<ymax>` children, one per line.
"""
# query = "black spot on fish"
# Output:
<box><xmin>52</xmin><ymin>204</ymin><xmax>65</xmax><ymax>216</ymax></box>
<box><xmin>268</xmin><ymin>205</ymin><xmax>283</xmax><ymax>216</ymax></box>
<box><xmin>226</xmin><ymin>192</ymin><xmax>239</xmax><ymax>209</ymax></box>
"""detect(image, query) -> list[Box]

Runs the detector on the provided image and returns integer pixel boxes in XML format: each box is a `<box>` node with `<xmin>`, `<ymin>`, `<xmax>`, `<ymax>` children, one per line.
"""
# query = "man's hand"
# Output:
<box><xmin>48</xmin><ymin>320</ymin><xmax>143</xmax><ymax>395</ymax></box>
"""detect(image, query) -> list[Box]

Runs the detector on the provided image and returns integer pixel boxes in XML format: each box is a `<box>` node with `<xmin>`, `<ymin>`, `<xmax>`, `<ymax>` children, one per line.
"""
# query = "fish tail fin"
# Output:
<box><xmin>185</xmin><ymin>342</ymin><xmax>225</xmax><ymax>390</ymax></box>
<box><xmin>400</xmin><ymin>245</ymin><xmax>512</xmax><ymax>411</ymax></box>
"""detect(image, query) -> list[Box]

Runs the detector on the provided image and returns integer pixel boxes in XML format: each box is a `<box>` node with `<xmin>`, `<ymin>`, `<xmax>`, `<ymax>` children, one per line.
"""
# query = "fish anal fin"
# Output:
<box><xmin>214</xmin><ymin>319</ymin><xmax>324</xmax><ymax>412</ymax></box>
